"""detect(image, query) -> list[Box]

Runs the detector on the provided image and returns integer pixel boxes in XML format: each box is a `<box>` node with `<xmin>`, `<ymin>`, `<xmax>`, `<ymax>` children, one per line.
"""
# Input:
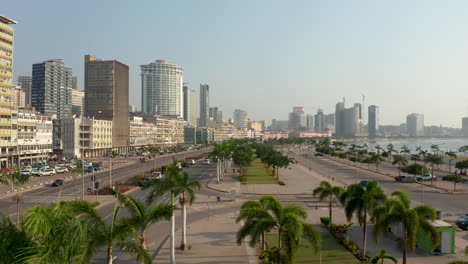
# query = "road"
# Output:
<box><xmin>290</xmin><ymin>150</ymin><xmax>468</xmax><ymax>219</ymax></box>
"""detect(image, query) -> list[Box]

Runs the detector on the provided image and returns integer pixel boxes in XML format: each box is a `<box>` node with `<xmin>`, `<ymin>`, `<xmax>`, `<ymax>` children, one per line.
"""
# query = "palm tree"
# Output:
<box><xmin>400</xmin><ymin>145</ymin><xmax>411</xmax><ymax>155</ymax></box>
<box><xmin>430</xmin><ymin>144</ymin><xmax>440</xmax><ymax>155</ymax></box>
<box><xmin>375</xmin><ymin>144</ymin><xmax>383</xmax><ymax>154</ymax></box>
<box><xmin>445</xmin><ymin>151</ymin><xmax>457</xmax><ymax>173</ymax></box>
<box><xmin>374</xmin><ymin>190</ymin><xmax>440</xmax><ymax>264</ymax></box>
<box><xmin>410</xmin><ymin>154</ymin><xmax>421</xmax><ymax>164</ymax></box>
<box><xmin>386</xmin><ymin>143</ymin><xmax>395</xmax><ymax>161</ymax></box>
<box><xmin>176</xmin><ymin>171</ymin><xmax>201</xmax><ymax>250</ymax></box>
<box><xmin>371</xmin><ymin>249</ymin><xmax>397</xmax><ymax>264</ymax></box>
<box><xmin>392</xmin><ymin>155</ymin><xmax>408</xmax><ymax>176</ymax></box>
<box><xmin>340</xmin><ymin>181</ymin><xmax>387</xmax><ymax>259</ymax></box>
<box><xmin>425</xmin><ymin>154</ymin><xmax>444</xmax><ymax>185</ymax></box>
<box><xmin>236</xmin><ymin>199</ymin><xmax>276</xmax><ymax>251</ymax></box>
<box><xmin>369</xmin><ymin>153</ymin><xmax>385</xmax><ymax>172</ymax></box>
<box><xmin>236</xmin><ymin>195</ymin><xmax>321</xmax><ymax>264</ymax></box>
<box><xmin>112</xmin><ymin>191</ymin><xmax>173</xmax><ymax>251</ymax></box>
<box><xmin>313</xmin><ymin>181</ymin><xmax>344</xmax><ymax>224</ymax></box>
<box><xmin>1</xmin><ymin>168</ymin><xmax>31</xmax><ymax>225</ymax></box>
<box><xmin>0</xmin><ymin>213</ymin><xmax>32</xmax><ymax>264</ymax></box>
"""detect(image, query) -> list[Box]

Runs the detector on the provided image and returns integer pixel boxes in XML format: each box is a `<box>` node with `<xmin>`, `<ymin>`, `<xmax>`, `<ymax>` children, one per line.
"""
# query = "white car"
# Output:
<box><xmin>203</xmin><ymin>159</ymin><xmax>210</xmax><ymax>165</ymax></box>
<box><xmin>416</xmin><ymin>174</ymin><xmax>438</xmax><ymax>181</ymax></box>
<box><xmin>152</xmin><ymin>171</ymin><xmax>162</xmax><ymax>179</ymax></box>
<box><xmin>190</xmin><ymin>160</ymin><xmax>196</xmax><ymax>165</ymax></box>
<box><xmin>55</xmin><ymin>167</ymin><xmax>68</xmax><ymax>174</ymax></box>
<box><xmin>21</xmin><ymin>170</ymin><xmax>31</xmax><ymax>176</ymax></box>
<box><xmin>39</xmin><ymin>168</ymin><xmax>56</xmax><ymax>176</ymax></box>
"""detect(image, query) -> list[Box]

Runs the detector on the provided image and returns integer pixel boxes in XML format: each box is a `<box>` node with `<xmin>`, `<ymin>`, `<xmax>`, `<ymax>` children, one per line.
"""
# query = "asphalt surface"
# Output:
<box><xmin>290</xmin><ymin>150</ymin><xmax>468</xmax><ymax>219</ymax></box>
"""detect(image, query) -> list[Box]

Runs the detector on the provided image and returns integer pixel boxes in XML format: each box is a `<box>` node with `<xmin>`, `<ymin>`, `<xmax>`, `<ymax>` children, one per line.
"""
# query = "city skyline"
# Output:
<box><xmin>4</xmin><ymin>1</ymin><xmax>468</xmax><ymax>126</ymax></box>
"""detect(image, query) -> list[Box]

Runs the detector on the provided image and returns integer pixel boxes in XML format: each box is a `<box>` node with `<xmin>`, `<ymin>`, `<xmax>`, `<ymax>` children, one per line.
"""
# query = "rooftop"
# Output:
<box><xmin>0</xmin><ymin>15</ymin><xmax>17</xmax><ymax>25</ymax></box>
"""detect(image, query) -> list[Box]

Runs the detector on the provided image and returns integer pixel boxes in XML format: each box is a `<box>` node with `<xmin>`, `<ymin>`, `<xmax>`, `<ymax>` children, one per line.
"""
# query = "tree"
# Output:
<box><xmin>410</xmin><ymin>154</ymin><xmax>421</xmax><ymax>164</ymax></box>
<box><xmin>313</xmin><ymin>181</ymin><xmax>344</xmax><ymax>225</ymax></box>
<box><xmin>375</xmin><ymin>144</ymin><xmax>383</xmax><ymax>154</ymax></box>
<box><xmin>236</xmin><ymin>195</ymin><xmax>321</xmax><ymax>264</ymax></box>
<box><xmin>373</xmin><ymin>190</ymin><xmax>440</xmax><ymax>264</ymax></box>
<box><xmin>368</xmin><ymin>153</ymin><xmax>385</xmax><ymax>172</ymax></box>
<box><xmin>0</xmin><ymin>213</ymin><xmax>32</xmax><ymax>264</ymax></box>
<box><xmin>146</xmin><ymin>162</ymin><xmax>200</xmax><ymax>263</ymax></box>
<box><xmin>340</xmin><ymin>181</ymin><xmax>387</xmax><ymax>259</ymax></box>
<box><xmin>371</xmin><ymin>249</ymin><xmax>397</xmax><ymax>264</ymax></box>
<box><xmin>445</xmin><ymin>151</ymin><xmax>457</xmax><ymax>173</ymax></box>
<box><xmin>400</xmin><ymin>145</ymin><xmax>411</xmax><ymax>155</ymax></box>
<box><xmin>430</xmin><ymin>144</ymin><xmax>440</xmax><ymax>155</ymax></box>
<box><xmin>392</xmin><ymin>155</ymin><xmax>408</xmax><ymax>176</ymax></box>
<box><xmin>1</xmin><ymin>168</ymin><xmax>31</xmax><ymax>224</ymax></box>
<box><xmin>266</xmin><ymin>151</ymin><xmax>293</xmax><ymax>180</ymax></box>
<box><xmin>112</xmin><ymin>191</ymin><xmax>173</xmax><ymax>251</ymax></box>
<box><xmin>232</xmin><ymin>145</ymin><xmax>254</xmax><ymax>173</ymax></box>
<box><xmin>425</xmin><ymin>154</ymin><xmax>443</xmax><ymax>185</ymax></box>
<box><xmin>386</xmin><ymin>144</ymin><xmax>396</xmax><ymax>161</ymax></box>
<box><xmin>458</xmin><ymin>145</ymin><xmax>468</xmax><ymax>153</ymax></box>
<box><xmin>400</xmin><ymin>163</ymin><xmax>429</xmax><ymax>175</ymax></box>
<box><xmin>456</xmin><ymin>160</ymin><xmax>468</xmax><ymax>175</ymax></box>
<box><xmin>442</xmin><ymin>175</ymin><xmax>466</xmax><ymax>191</ymax></box>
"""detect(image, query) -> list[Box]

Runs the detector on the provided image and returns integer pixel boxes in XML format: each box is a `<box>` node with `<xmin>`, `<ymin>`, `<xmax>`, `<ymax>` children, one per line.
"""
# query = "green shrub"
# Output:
<box><xmin>401</xmin><ymin>163</ymin><xmax>429</xmax><ymax>175</ymax></box>
<box><xmin>320</xmin><ymin>216</ymin><xmax>330</xmax><ymax>226</ymax></box>
<box><xmin>448</xmin><ymin>261</ymin><xmax>468</xmax><ymax>264</ymax></box>
<box><xmin>238</xmin><ymin>174</ymin><xmax>247</xmax><ymax>183</ymax></box>
<box><xmin>337</xmin><ymin>153</ymin><xmax>347</xmax><ymax>159</ymax></box>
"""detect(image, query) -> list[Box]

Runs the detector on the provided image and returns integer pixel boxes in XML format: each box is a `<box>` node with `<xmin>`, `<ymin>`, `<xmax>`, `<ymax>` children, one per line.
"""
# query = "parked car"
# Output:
<box><xmin>87</xmin><ymin>166</ymin><xmax>95</xmax><ymax>173</ymax></box>
<box><xmin>31</xmin><ymin>169</ymin><xmax>41</xmax><ymax>176</ymax></box>
<box><xmin>456</xmin><ymin>216</ymin><xmax>468</xmax><ymax>230</ymax></box>
<box><xmin>92</xmin><ymin>163</ymin><xmax>102</xmax><ymax>171</ymax></box>
<box><xmin>416</xmin><ymin>174</ymin><xmax>438</xmax><ymax>181</ymax></box>
<box><xmin>51</xmin><ymin>179</ymin><xmax>64</xmax><ymax>187</ymax></box>
<box><xmin>151</xmin><ymin>171</ymin><xmax>162</xmax><ymax>179</ymax></box>
<box><xmin>21</xmin><ymin>169</ymin><xmax>31</xmax><ymax>176</ymax></box>
<box><xmin>40</xmin><ymin>168</ymin><xmax>56</xmax><ymax>176</ymax></box>
<box><xmin>203</xmin><ymin>159</ymin><xmax>210</xmax><ymax>165</ymax></box>
<box><xmin>190</xmin><ymin>159</ymin><xmax>196</xmax><ymax>165</ymax></box>
<box><xmin>23</xmin><ymin>165</ymin><xmax>32</xmax><ymax>172</ymax></box>
<box><xmin>394</xmin><ymin>176</ymin><xmax>406</xmax><ymax>181</ymax></box>
<box><xmin>401</xmin><ymin>176</ymin><xmax>417</xmax><ymax>183</ymax></box>
<box><xmin>314</xmin><ymin>153</ymin><xmax>324</xmax><ymax>157</ymax></box>
<box><xmin>55</xmin><ymin>167</ymin><xmax>68</xmax><ymax>174</ymax></box>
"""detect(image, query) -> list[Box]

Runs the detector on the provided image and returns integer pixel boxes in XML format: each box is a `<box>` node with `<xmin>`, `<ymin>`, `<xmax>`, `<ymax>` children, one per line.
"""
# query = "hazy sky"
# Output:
<box><xmin>4</xmin><ymin>0</ymin><xmax>468</xmax><ymax>127</ymax></box>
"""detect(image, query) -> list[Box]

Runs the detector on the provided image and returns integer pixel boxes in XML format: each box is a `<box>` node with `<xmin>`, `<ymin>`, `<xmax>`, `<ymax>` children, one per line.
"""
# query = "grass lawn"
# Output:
<box><xmin>266</xmin><ymin>226</ymin><xmax>360</xmax><ymax>264</ymax></box>
<box><xmin>245</xmin><ymin>158</ymin><xmax>278</xmax><ymax>184</ymax></box>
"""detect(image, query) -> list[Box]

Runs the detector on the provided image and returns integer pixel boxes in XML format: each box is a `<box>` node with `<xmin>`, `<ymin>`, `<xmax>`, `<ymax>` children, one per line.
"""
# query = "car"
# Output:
<box><xmin>55</xmin><ymin>167</ymin><xmax>68</xmax><ymax>174</ymax></box>
<box><xmin>456</xmin><ymin>216</ymin><xmax>468</xmax><ymax>230</ymax></box>
<box><xmin>203</xmin><ymin>159</ymin><xmax>210</xmax><ymax>165</ymax></box>
<box><xmin>23</xmin><ymin>165</ymin><xmax>32</xmax><ymax>172</ymax></box>
<box><xmin>394</xmin><ymin>176</ymin><xmax>406</xmax><ymax>181</ymax></box>
<box><xmin>359</xmin><ymin>180</ymin><xmax>369</xmax><ymax>187</ymax></box>
<box><xmin>92</xmin><ymin>163</ymin><xmax>102</xmax><ymax>171</ymax></box>
<box><xmin>21</xmin><ymin>169</ymin><xmax>31</xmax><ymax>176</ymax></box>
<box><xmin>416</xmin><ymin>174</ymin><xmax>438</xmax><ymax>181</ymax></box>
<box><xmin>39</xmin><ymin>168</ymin><xmax>56</xmax><ymax>176</ymax></box>
<box><xmin>151</xmin><ymin>171</ymin><xmax>162</xmax><ymax>179</ymax></box>
<box><xmin>51</xmin><ymin>179</ymin><xmax>64</xmax><ymax>187</ymax></box>
<box><xmin>190</xmin><ymin>160</ymin><xmax>195</xmax><ymax>165</ymax></box>
<box><xmin>314</xmin><ymin>153</ymin><xmax>324</xmax><ymax>157</ymax></box>
<box><xmin>401</xmin><ymin>176</ymin><xmax>417</xmax><ymax>183</ymax></box>
<box><xmin>87</xmin><ymin>166</ymin><xmax>95</xmax><ymax>173</ymax></box>
<box><xmin>31</xmin><ymin>169</ymin><xmax>41</xmax><ymax>176</ymax></box>
<box><xmin>176</xmin><ymin>163</ymin><xmax>182</xmax><ymax>169</ymax></box>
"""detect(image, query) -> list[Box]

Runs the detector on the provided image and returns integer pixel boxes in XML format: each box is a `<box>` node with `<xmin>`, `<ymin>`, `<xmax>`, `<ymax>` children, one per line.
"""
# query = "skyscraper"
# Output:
<box><xmin>462</xmin><ymin>117</ymin><xmax>468</xmax><ymax>137</ymax></box>
<box><xmin>368</xmin><ymin>105</ymin><xmax>379</xmax><ymax>138</ymax></box>
<box><xmin>343</xmin><ymin>103</ymin><xmax>362</xmax><ymax>137</ymax></box>
<box><xmin>335</xmin><ymin>102</ymin><xmax>345</xmax><ymax>137</ymax></box>
<box><xmin>71</xmin><ymin>88</ymin><xmax>84</xmax><ymax>117</ymax></box>
<box><xmin>32</xmin><ymin>60</ymin><xmax>72</xmax><ymax>118</ymax></box>
<box><xmin>84</xmin><ymin>55</ymin><xmax>129</xmax><ymax>148</ymax></box>
<box><xmin>314</xmin><ymin>109</ymin><xmax>324</xmax><ymax>131</ymax></box>
<box><xmin>199</xmin><ymin>84</ymin><xmax>209</xmax><ymax>127</ymax></box>
<box><xmin>11</xmin><ymin>86</ymin><xmax>25</xmax><ymax>108</ymax></box>
<box><xmin>306</xmin><ymin>114</ymin><xmax>314</xmax><ymax>131</ymax></box>
<box><xmin>141</xmin><ymin>60</ymin><xmax>183</xmax><ymax>118</ymax></box>
<box><xmin>233</xmin><ymin>109</ymin><xmax>248</xmax><ymax>128</ymax></box>
<box><xmin>18</xmin><ymin>76</ymin><xmax>32</xmax><ymax>106</ymax></box>
<box><xmin>209</xmin><ymin>107</ymin><xmax>222</xmax><ymax>122</ymax></box>
<box><xmin>183</xmin><ymin>83</ymin><xmax>197</xmax><ymax>126</ymax></box>
<box><xmin>406</xmin><ymin>113</ymin><xmax>424</xmax><ymax>137</ymax></box>
<box><xmin>288</xmin><ymin>107</ymin><xmax>306</xmax><ymax>131</ymax></box>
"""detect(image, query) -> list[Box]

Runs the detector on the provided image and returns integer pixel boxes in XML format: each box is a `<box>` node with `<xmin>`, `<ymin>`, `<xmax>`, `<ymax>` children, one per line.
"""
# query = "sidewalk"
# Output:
<box><xmin>153</xmin><ymin>195</ymin><xmax>258</xmax><ymax>264</ymax></box>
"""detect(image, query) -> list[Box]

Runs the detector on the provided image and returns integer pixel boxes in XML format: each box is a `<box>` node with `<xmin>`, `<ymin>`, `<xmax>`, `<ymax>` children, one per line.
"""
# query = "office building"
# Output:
<box><xmin>72</xmin><ymin>76</ymin><xmax>77</xmax><ymax>90</ymax></box>
<box><xmin>18</xmin><ymin>76</ymin><xmax>32</xmax><ymax>106</ymax></box>
<box><xmin>209</xmin><ymin>107</ymin><xmax>222</xmax><ymax>122</ymax></box>
<box><xmin>463</xmin><ymin>117</ymin><xmax>468</xmax><ymax>137</ymax></box>
<box><xmin>335</xmin><ymin>102</ymin><xmax>345</xmax><ymax>136</ymax></box>
<box><xmin>288</xmin><ymin>107</ymin><xmax>306</xmax><ymax>131</ymax></box>
<box><xmin>183</xmin><ymin>84</ymin><xmax>197</xmax><ymax>126</ymax></box>
<box><xmin>11</xmin><ymin>85</ymin><xmax>25</xmax><ymax>108</ymax></box>
<box><xmin>406</xmin><ymin>113</ymin><xmax>424</xmax><ymax>137</ymax></box>
<box><xmin>324</xmin><ymin>113</ymin><xmax>335</xmax><ymax>133</ymax></box>
<box><xmin>32</xmin><ymin>60</ymin><xmax>72</xmax><ymax>118</ymax></box>
<box><xmin>233</xmin><ymin>109</ymin><xmax>248</xmax><ymax>128</ymax></box>
<box><xmin>368</xmin><ymin>105</ymin><xmax>379</xmax><ymax>138</ymax></box>
<box><xmin>84</xmin><ymin>55</ymin><xmax>129</xmax><ymax>148</ymax></box>
<box><xmin>141</xmin><ymin>60</ymin><xmax>183</xmax><ymax>118</ymax></box>
<box><xmin>314</xmin><ymin>109</ymin><xmax>324</xmax><ymax>131</ymax></box>
<box><xmin>0</xmin><ymin>15</ymin><xmax>17</xmax><ymax>167</ymax></box>
<box><xmin>71</xmin><ymin>88</ymin><xmax>84</xmax><ymax>117</ymax></box>
<box><xmin>129</xmin><ymin>105</ymin><xmax>137</xmax><ymax>113</ymax></box>
<box><xmin>199</xmin><ymin>84</ymin><xmax>209</xmax><ymax>127</ymax></box>
<box><xmin>343</xmin><ymin>103</ymin><xmax>363</xmax><ymax>137</ymax></box>
<box><xmin>306</xmin><ymin>114</ymin><xmax>314</xmax><ymax>131</ymax></box>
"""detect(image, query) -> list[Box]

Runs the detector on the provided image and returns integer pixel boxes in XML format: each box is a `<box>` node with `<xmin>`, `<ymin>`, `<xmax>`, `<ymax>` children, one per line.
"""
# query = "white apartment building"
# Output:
<box><xmin>141</xmin><ymin>60</ymin><xmax>184</xmax><ymax>118</ymax></box>
<box><xmin>233</xmin><ymin>109</ymin><xmax>248</xmax><ymax>128</ymax></box>
<box><xmin>129</xmin><ymin>116</ymin><xmax>158</xmax><ymax>146</ymax></box>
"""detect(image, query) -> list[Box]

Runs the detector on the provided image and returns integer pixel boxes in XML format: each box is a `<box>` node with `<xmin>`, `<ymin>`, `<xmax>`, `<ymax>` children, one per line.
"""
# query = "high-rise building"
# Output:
<box><xmin>32</xmin><ymin>60</ymin><xmax>72</xmax><ymax>118</ymax></box>
<box><xmin>209</xmin><ymin>107</ymin><xmax>222</xmax><ymax>122</ymax></box>
<box><xmin>233</xmin><ymin>109</ymin><xmax>248</xmax><ymax>128</ymax></box>
<box><xmin>335</xmin><ymin>102</ymin><xmax>345</xmax><ymax>136</ymax></box>
<box><xmin>462</xmin><ymin>117</ymin><xmax>468</xmax><ymax>137</ymax></box>
<box><xmin>129</xmin><ymin>105</ymin><xmax>137</xmax><ymax>113</ymax></box>
<box><xmin>199</xmin><ymin>84</ymin><xmax>209</xmax><ymax>127</ymax></box>
<box><xmin>84</xmin><ymin>55</ymin><xmax>129</xmax><ymax>148</ymax></box>
<box><xmin>368</xmin><ymin>105</ymin><xmax>379</xmax><ymax>138</ymax></box>
<box><xmin>11</xmin><ymin>86</ymin><xmax>25</xmax><ymax>108</ymax></box>
<box><xmin>314</xmin><ymin>109</ymin><xmax>324</xmax><ymax>131</ymax></box>
<box><xmin>72</xmin><ymin>76</ymin><xmax>78</xmax><ymax>90</ymax></box>
<box><xmin>343</xmin><ymin>103</ymin><xmax>362</xmax><ymax>137</ymax></box>
<box><xmin>18</xmin><ymin>76</ymin><xmax>32</xmax><ymax>106</ymax></box>
<box><xmin>306</xmin><ymin>114</ymin><xmax>314</xmax><ymax>131</ymax></box>
<box><xmin>141</xmin><ymin>60</ymin><xmax>183</xmax><ymax>118</ymax></box>
<box><xmin>324</xmin><ymin>113</ymin><xmax>335</xmax><ymax>133</ymax></box>
<box><xmin>406</xmin><ymin>113</ymin><xmax>424</xmax><ymax>137</ymax></box>
<box><xmin>183</xmin><ymin>84</ymin><xmax>197</xmax><ymax>126</ymax></box>
<box><xmin>288</xmin><ymin>107</ymin><xmax>306</xmax><ymax>131</ymax></box>
<box><xmin>71</xmin><ymin>89</ymin><xmax>84</xmax><ymax>117</ymax></box>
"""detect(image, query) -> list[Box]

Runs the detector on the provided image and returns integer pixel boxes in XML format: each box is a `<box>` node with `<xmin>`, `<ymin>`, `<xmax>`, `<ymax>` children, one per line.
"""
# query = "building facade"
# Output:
<box><xmin>368</xmin><ymin>105</ymin><xmax>379</xmax><ymax>138</ymax></box>
<box><xmin>71</xmin><ymin>88</ymin><xmax>84</xmax><ymax>117</ymax></box>
<box><xmin>463</xmin><ymin>117</ymin><xmax>468</xmax><ymax>137</ymax></box>
<box><xmin>406</xmin><ymin>113</ymin><xmax>424</xmax><ymax>137</ymax></box>
<box><xmin>314</xmin><ymin>109</ymin><xmax>324</xmax><ymax>131</ymax></box>
<box><xmin>209</xmin><ymin>107</ymin><xmax>222</xmax><ymax>123</ymax></box>
<box><xmin>32</xmin><ymin>60</ymin><xmax>72</xmax><ymax>118</ymax></box>
<box><xmin>141</xmin><ymin>60</ymin><xmax>183</xmax><ymax>118</ymax></box>
<box><xmin>11</xmin><ymin>85</ymin><xmax>25</xmax><ymax>108</ymax></box>
<box><xmin>335</xmin><ymin>102</ymin><xmax>345</xmax><ymax>137</ymax></box>
<box><xmin>84</xmin><ymin>55</ymin><xmax>129</xmax><ymax>149</ymax></box>
<box><xmin>233</xmin><ymin>109</ymin><xmax>248</xmax><ymax>128</ymax></box>
<box><xmin>183</xmin><ymin>83</ymin><xmax>197</xmax><ymax>126</ymax></box>
<box><xmin>288</xmin><ymin>107</ymin><xmax>306</xmax><ymax>131</ymax></box>
<box><xmin>18</xmin><ymin>76</ymin><xmax>32</xmax><ymax>106</ymax></box>
<box><xmin>199</xmin><ymin>84</ymin><xmax>209</xmax><ymax>127</ymax></box>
